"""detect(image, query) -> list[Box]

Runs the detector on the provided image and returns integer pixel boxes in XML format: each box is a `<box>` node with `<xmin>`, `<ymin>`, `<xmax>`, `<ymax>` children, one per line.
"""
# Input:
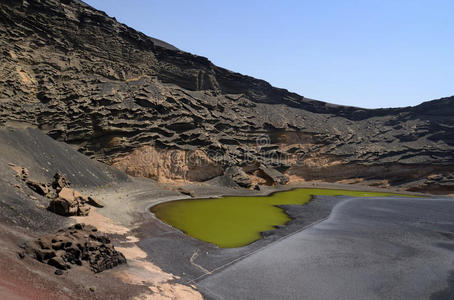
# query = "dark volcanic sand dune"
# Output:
<box><xmin>0</xmin><ymin>127</ymin><xmax>149</xmax><ymax>299</ymax></box>
<box><xmin>0</xmin><ymin>126</ymin><xmax>129</xmax><ymax>230</ymax></box>
<box><xmin>0</xmin><ymin>126</ymin><xmax>128</xmax><ymax>188</ymax></box>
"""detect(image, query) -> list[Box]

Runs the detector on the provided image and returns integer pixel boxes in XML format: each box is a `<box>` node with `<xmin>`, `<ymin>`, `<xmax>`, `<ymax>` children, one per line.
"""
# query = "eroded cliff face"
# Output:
<box><xmin>0</xmin><ymin>0</ymin><xmax>453</xmax><ymax>189</ymax></box>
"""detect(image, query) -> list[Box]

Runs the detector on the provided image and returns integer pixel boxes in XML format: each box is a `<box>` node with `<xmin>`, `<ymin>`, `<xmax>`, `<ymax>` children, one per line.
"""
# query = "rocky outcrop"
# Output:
<box><xmin>13</xmin><ymin>167</ymin><xmax>99</xmax><ymax>216</ymax></box>
<box><xmin>48</xmin><ymin>187</ymin><xmax>91</xmax><ymax>216</ymax></box>
<box><xmin>225</xmin><ymin>166</ymin><xmax>252</xmax><ymax>188</ymax></box>
<box><xmin>47</xmin><ymin>173</ymin><xmax>93</xmax><ymax>216</ymax></box>
<box><xmin>0</xmin><ymin>0</ymin><xmax>453</xmax><ymax>190</ymax></box>
<box><xmin>406</xmin><ymin>172</ymin><xmax>454</xmax><ymax>194</ymax></box>
<box><xmin>20</xmin><ymin>223</ymin><xmax>126</xmax><ymax>273</ymax></box>
<box><xmin>257</xmin><ymin>165</ymin><xmax>289</xmax><ymax>186</ymax></box>
<box><xmin>111</xmin><ymin>146</ymin><xmax>223</xmax><ymax>182</ymax></box>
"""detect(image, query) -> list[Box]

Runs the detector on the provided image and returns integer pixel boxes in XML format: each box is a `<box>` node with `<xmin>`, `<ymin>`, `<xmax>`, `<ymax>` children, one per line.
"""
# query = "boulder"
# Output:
<box><xmin>48</xmin><ymin>198</ymin><xmax>73</xmax><ymax>216</ymax></box>
<box><xmin>58</xmin><ymin>187</ymin><xmax>77</xmax><ymax>203</ymax></box>
<box><xmin>258</xmin><ymin>165</ymin><xmax>289</xmax><ymax>185</ymax></box>
<box><xmin>177</xmin><ymin>188</ymin><xmax>195</xmax><ymax>197</ymax></box>
<box><xmin>225</xmin><ymin>166</ymin><xmax>252</xmax><ymax>188</ymax></box>
<box><xmin>48</xmin><ymin>195</ymin><xmax>90</xmax><ymax>216</ymax></box>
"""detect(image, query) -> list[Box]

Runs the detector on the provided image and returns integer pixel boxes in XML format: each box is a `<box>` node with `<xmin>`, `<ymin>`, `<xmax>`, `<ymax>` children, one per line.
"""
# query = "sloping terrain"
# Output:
<box><xmin>0</xmin><ymin>126</ymin><xmax>127</xmax><ymax>231</ymax></box>
<box><xmin>0</xmin><ymin>0</ymin><xmax>453</xmax><ymax>190</ymax></box>
<box><xmin>0</xmin><ymin>126</ymin><xmax>204</xmax><ymax>299</ymax></box>
<box><xmin>1</xmin><ymin>1</ymin><xmax>453</xmax><ymax>299</ymax></box>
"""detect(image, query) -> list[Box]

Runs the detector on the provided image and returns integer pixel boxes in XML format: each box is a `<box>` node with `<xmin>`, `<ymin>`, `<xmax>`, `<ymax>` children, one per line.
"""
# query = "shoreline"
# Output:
<box><xmin>123</xmin><ymin>179</ymin><xmax>435</xmax><ymax>286</ymax></box>
<box><xmin>63</xmin><ymin>177</ymin><xmax>449</xmax><ymax>297</ymax></box>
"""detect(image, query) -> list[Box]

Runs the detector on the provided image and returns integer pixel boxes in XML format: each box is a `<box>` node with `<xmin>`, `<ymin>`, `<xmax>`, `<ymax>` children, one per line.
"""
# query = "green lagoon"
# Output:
<box><xmin>151</xmin><ymin>188</ymin><xmax>409</xmax><ymax>248</ymax></box>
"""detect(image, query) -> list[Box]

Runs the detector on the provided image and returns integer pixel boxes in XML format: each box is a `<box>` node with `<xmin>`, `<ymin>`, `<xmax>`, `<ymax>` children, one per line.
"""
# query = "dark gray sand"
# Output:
<box><xmin>2</xmin><ymin>127</ymin><xmax>451</xmax><ymax>299</ymax></box>
<box><xmin>136</xmin><ymin>194</ymin><xmax>347</xmax><ymax>282</ymax></box>
<box><xmin>196</xmin><ymin>196</ymin><xmax>454</xmax><ymax>300</ymax></box>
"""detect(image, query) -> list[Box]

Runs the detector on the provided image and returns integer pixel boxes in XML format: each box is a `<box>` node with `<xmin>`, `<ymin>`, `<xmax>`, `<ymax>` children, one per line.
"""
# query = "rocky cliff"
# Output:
<box><xmin>1</xmin><ymin>0</ymin><xmax>453</xmax><ymax>191</ymax></box>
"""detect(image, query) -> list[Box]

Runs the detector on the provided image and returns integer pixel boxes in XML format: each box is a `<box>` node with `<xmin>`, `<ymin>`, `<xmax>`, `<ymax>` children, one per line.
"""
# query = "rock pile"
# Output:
<box><xmin>48</xmin><ymin>186</ymin><xmax>91</xmax><ymax>216</ymax></box>
<box><xmin>20</xmin><ymin>223</ymin><xmax>126</xmax><ymax>274</ymax></box>
<box><xmin>16</xmin><ymin>169</ymin><xmax>101</xmax><ymax>216</ymax></box>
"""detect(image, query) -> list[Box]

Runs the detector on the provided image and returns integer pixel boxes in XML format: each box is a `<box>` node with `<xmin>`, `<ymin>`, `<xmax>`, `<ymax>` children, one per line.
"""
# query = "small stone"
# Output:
<box><xmin>86</xmin><ymin>196</ymin><xmax>104</xmax><ymax>208</ymax></box>
<box><xmin>55</xmin><ymin>269</ymin><xmax>64</xmax><ymax>275</ymax></box>
<box><xmin>177</xmin><ymin>188</ymin><xmax>195</xmax><ymax>197</ymax></box>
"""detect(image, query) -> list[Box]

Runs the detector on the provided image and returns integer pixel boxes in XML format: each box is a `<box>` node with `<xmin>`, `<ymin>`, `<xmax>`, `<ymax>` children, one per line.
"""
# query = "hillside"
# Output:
<box><xmin>0</xmin><ymin>0</ymin><xmax>453</xmax><ymax>192</ymax></box>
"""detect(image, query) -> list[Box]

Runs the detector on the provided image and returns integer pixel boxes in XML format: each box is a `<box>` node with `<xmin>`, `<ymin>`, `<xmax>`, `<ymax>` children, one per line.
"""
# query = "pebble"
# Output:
<box><xmin>55</xmin><ymin>269</ymin><xmax>64</xmax><ymax>275</ymax></box>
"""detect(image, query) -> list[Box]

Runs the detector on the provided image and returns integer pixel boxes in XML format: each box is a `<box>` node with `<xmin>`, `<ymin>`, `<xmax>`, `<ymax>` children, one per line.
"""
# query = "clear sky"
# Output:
<box><xmin>83</xmin><ymin>0</ymin><xmax>454</xmax><ymax>108</ymax></box>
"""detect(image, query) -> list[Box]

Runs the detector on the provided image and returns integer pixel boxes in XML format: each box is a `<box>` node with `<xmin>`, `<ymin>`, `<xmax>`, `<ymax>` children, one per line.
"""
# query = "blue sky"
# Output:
<box><xmin>84</xmin><ymin>0</ymin><xmax>454</xmax><ymax>108</ymax></box>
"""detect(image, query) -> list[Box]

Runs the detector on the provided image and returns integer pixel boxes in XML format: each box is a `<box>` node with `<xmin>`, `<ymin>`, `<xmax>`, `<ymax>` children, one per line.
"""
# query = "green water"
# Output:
<box><xmin>151</xmin><ymin>188</ymin><xmax>410</xmax><ymax>248</ymax></box>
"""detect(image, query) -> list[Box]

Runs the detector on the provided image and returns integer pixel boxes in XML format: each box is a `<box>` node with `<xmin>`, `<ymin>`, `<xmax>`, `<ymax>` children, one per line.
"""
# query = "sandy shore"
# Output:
<box><xmin>74</xmin><ymin>177</ymin><xmax>429</xmax><ymax>294</ymax></box>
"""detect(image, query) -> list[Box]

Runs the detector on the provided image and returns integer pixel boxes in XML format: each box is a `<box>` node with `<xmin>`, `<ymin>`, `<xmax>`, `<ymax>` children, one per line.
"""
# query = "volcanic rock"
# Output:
<box><xmin>225</xmin><ymin>166</ymin><xmax>252</xmax><ymax>188</ymax></box>
<box><xmin>21</xmin><ymin>223</ymin><xmax>126</xmax><ymax>273</ymax></box>
<box><xmin>14</xmin><ymin>171</ymin><xmax>93</xmax><ymax>216</ymax></box>
<box><xmin>86</xmin><ymin>196</ymin><xmax>104</xmax><ymax>208</ymax></box>
<box><xmin>0</xmin><ymin>0</ymin><xmax>453</xmax><ymax>190</ymax></box>
<box><xmin>177</xmin><ymin>188</ymin><xmax>195</xmax><ymax>197</ymax></box>
<box><xmin>52</xmin><ymin>172</ymin><xmax>70</xmax><ymax>191</ymax></box>
<box><xmin>26</xmin><ymin>180</ymin><xmax>49</xmax><ymax>196</ymax></box>
<box><xmin>48</xmin><ymin>197</ymin><xmax>90</xmax><ymax>217</ymax></box>
<box><xmin>258</xmin><ymin>165</ymin><xmax>289</xmax><ymax>185</ymax></box>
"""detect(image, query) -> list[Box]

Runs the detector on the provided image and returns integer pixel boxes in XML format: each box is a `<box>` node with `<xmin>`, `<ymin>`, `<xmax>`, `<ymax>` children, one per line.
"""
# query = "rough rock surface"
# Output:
<box><xmin>406</xmin><ymin>172</ymin><xmax>454</xmax><ymax>194</ymax></box>
<box><xmin>0</xmin><ymin>0</ymin><xmax>453</xmax><ymax>190</ymax></box>
<box><xmin>20</xmin><ymin>223</ymin><xmax>126</xmax><ymax>273</ymax></box>
<box><xmin>225</xmin><ymin>166</ymin><xmax>252</xmax><ymax>188</ymax></box>
<box><xmin>13</xmin><ymin>167</ymin><xmax>97</xmax><ymax>216</ymax></box>
<box><xmin>257</xmin><ymin>165</ymin><xmax>289</xmax><ymax>186</ymax></box>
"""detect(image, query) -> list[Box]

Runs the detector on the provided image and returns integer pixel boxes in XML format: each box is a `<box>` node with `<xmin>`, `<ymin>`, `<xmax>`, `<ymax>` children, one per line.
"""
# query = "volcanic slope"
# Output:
<box><xmin>0</xmin><ymin>0</ymin><xmax>453</xmax><ymax>190</ymax></box>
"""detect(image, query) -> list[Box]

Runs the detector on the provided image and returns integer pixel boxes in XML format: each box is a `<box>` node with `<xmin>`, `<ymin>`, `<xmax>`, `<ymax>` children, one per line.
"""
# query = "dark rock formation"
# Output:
<box><xmin>0</xmin><ymin>0</ymin><xmax>453</xmax><ymax>190</ymax></box>
<box><xmin>20</xmin><ymin>223</ymin><xmax>126</xmax><ymax>273</ymax></box>
<box><xmin>177</xmin><ymin>187</ymin><xmax>195</xmax><ymax>197</ymax></box>
<box><xmin>48</xmin><ymin>189</ymin><xmax>91</xmax><ymax>216</ymax></box>
<box><xmin>26</xmin><ymin>180</ymin><xmax>49</xmax><ymax>196</ymax></box>
<box><xmin>52</xmin><ymin>172</ymin><xmax>71</xmax><ymax>191</ymax></box>
<box><xmin>14</xmin><ymin>168</ymin><xmax>98</xmax><ymax>216</ymax></box>
<box><xmin>406</xmin><ymin>172</ymin><xmax>454</xmax><ymax>194</ymax></box>
<box><xmin>87</xmin><ymin>196</ymin><xmax>104</xmax><ymax>208</ymax></box>
<box><xmin>225</xmin><ymin>166</ymin><xmax>252</xmax><ymax>188</ymax></box>
<box><xmin>257</xmin><ymin>165</ymin><xmax>289</xmax><ymax>186</ymax></box>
